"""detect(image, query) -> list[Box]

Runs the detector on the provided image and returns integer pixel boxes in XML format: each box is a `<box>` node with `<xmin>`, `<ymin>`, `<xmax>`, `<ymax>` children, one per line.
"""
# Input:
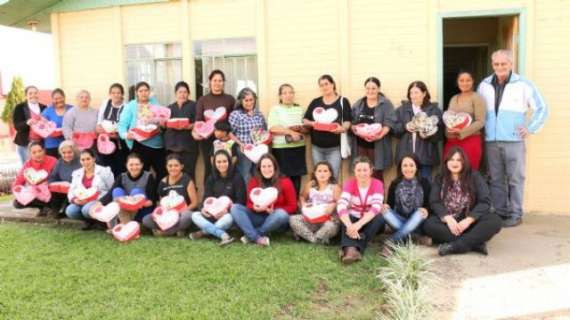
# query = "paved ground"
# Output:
<box><xmin>1</xmin><ymin>204</ymin><xmax>569</xmax><ymax>319</ymax></box>
<box><xmin>427</xmin><ymin>214</ymin><xmax>570</xmax><ymax>320</ymax></box>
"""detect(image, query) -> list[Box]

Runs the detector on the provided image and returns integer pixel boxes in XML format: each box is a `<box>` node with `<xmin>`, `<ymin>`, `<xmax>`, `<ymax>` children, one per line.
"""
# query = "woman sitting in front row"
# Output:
<box><xmin>382</xmin><ymin>153</ymin><xmax>432</xmax><ymax>256</ymax></box>
<box><xmin>66</xmin><ymin>149</ymin><xmax>114</xmax><ymax>230</ymax></box>
<box><xmin>423</xmin><ymin>146</ymin><xmax>502</xmax><ymax>256</ymax></box>
<box><xmin>230</xmin><ymin>154</ymin><xmax>297</xmax><ymax>247</ymax></box>
<box><xmin>337</xmin><ymin>156</ymin><xmax>386</xmax><ymax>265</ymax></box>
<box><xmin>98</xmin><ymin>153</ymin><xmax>156</xmax><ymax>223</ymax></box>
<box><xmin>289</xmin><ymin>161</ymin><xmax>341</xmax><ymax>244</ymax></box>
<box><xmin>142</xmin><ymin>154</ymin><xmax>197</xmax><ymax>236</ymax></box>
<box><xmin>190</xmin><ymin>149</ymin><xmax>246</xmax><ymax>246</ymax></box>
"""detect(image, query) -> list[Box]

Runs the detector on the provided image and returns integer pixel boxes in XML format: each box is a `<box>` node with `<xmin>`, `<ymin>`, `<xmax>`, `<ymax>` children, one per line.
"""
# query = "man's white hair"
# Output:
<box><xmin>491</xmin><ymin>49</ymin><xmax>513</xmax><ymax>63</ymax></box>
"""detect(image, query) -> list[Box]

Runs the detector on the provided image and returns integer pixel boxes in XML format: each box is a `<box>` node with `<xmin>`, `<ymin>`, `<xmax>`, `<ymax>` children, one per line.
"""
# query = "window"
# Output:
<box><xmin>193</xmin><ymin>38</ymin><xmax>258</xmax><ymax>99</ymax></box>
<box><xmin>126</xmin><ymin>43</ymin><xmax>182</xmax><ymax>105</ymax></box>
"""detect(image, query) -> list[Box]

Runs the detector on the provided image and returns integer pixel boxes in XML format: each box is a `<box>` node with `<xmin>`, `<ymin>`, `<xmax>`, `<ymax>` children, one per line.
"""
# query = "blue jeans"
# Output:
<box><xmin>383</xmin><ymin>209</ymin><xmax>424</xmax><ymax>242</ymax></box>
<box><xmin>311</xmin><ymin>145</ymin><xmax>341</xmax><ymax>179</ymax></box>
<box><xmin>230</xmin><ymin>203</ymin><xmax>289</xmax><ymax>241</ymax></box>
<box><xmin>17</xmin><ymin>145</ymin><xmax>28</xmax><ymax>164</ymax></box>
<box><xmin>65</xmin><ymin>201</ymin><xmax>98</xmax><ymax>220</ymax></box>
<box><xmin>191</xmin><ymin>212</ymin><xmax>233</xmax><ymax>239</ymax></box>
<box><xmin>236</xmin><ymin>149</ymin><xmax>255</xmax><ymax>185</ymax></box>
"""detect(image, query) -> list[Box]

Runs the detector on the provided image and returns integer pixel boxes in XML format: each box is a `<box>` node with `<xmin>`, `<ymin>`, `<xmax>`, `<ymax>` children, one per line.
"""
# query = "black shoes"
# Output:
<box><xmin>471</xmin><ymin>243</ymin><xmax>488</xmax><ymax>256</ymax></box>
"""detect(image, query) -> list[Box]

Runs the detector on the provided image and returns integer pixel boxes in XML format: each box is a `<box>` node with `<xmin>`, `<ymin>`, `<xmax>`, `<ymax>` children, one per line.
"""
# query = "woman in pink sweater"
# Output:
<box><xmin>337</xmin><ymin>156</ymin><xmax>386</xmax><ymax>264</ymax></box>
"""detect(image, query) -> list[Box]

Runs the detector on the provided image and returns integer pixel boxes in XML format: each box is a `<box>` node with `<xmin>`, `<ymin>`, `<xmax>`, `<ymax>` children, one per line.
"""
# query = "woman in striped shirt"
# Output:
<box><xmin>337</xmin><ymin>156</ymin><xmax>386</xmax><ymax>265</ymax></box>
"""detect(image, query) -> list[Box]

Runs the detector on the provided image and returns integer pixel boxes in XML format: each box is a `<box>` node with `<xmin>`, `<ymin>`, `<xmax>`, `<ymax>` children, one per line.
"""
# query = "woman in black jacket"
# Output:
<box><xmin>423</xmin><ymin>146</ymin><xmax>502</xmax><ymax>256</ymax></box>
<box><xmin>12</xmin><ymin>85</ymin><xmax>46</xmax><ymax>164</ymax></box>
<box><xmin>382</xmin><ymin>154</ymin><xmax>431</xmax><ymax>254</ymax></box>
<box><xmin>191</xmin><ymin>149</ymin><xmax>246</xmax><ymax>245</ymax></box>
<box><xmin>393</xmin><ymin>81</ymin><xmax>443</xmax><ymax>180</ymax></box>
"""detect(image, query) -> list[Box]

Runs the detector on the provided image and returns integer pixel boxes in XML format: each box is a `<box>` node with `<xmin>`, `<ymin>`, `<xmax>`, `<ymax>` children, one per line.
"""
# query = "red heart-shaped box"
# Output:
<box><xmin>48</xmin><ymin>181</ymin><xmax>71</xmax><ymax>194</ymax></box>
<box><xmin>302</xmin><ymin>203</ymin><xmax>331</xmax><ymax>224</ymax></box>
<box><xmin>112</xmin><ymin>221</ymin><xmax>141</xmax><ymax>242</ymax></box>
<box><xmin>249</xmin><ymin>187</ymin><xmax>278</xmax><ymax>208</ymax></box>
<box><xmin>117</xmin><ymin>194</ymin><xmax>147</xmax><ymax>212</ymax></box>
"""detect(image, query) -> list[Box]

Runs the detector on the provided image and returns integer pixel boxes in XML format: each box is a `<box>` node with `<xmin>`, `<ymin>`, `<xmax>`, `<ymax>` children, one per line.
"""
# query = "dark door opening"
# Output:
<box><xmin>442</xmin><ymin>15</ymin><xmax>519</xmax><ymax>109</ymax></box>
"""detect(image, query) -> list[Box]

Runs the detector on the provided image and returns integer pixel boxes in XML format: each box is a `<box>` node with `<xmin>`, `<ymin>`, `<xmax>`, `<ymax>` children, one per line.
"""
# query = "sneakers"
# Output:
<box><xmin>502</xmin><ymin>217</ymin><xmax>522</xmax><ymax>228</ymax></box>
<box><xmin>341</xmin><ymin>247</ymin><xmax>362</xmax><ymax>265</ymax></box>
<box><xmin>240</xmin><ymin>236</ymin><xmax>250</xmax><ymax>244</ymax></box>
<box><xmin>255</xmin><ymin>236</ymin><xmax>270</xmax><ymax>247</ymax></box>
<box><xmin>189</xmin><ymin>231</ymin><xmax>206</xmax><ymax>240</ymax></box>
<box><xmin>219</xmin><ymin>234</ymin><xmax>235</xmax><ymax>247</ymax></box>
<box><xmin>438</xmin><ymin>241</ymin><xmax>469</xmax><ymax>256</ymax></box>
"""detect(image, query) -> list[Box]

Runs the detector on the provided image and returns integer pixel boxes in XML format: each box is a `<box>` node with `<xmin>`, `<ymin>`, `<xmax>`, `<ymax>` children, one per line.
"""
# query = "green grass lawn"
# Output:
<box><xmin>0</xmin><ymin>223</ymin><xmax>384</xmax><ymax>320</ymax></box>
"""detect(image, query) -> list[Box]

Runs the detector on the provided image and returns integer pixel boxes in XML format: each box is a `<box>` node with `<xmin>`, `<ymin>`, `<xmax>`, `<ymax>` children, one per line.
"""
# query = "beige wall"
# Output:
<box><xmin>51</xmin><ymin>0</ymin><xmax>570</xmax><ymax>214</ymax></box>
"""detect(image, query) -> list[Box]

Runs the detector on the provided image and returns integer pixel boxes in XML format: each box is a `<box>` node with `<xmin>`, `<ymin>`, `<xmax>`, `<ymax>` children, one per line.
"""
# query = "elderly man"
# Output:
<box><xmin>477</xmin><ymin>49</ymin><xmax>548</xmax><ymax>228</ymax></box>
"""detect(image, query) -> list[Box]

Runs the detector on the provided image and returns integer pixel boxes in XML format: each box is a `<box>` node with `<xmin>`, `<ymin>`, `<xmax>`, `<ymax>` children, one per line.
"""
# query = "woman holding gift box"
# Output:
<box><xmin>118</xmin><ymin>81</ymin><xmax>166</xmax><ymax>180</ymax></box>
<box><xmin>443</xmin><ymin>71</ymin><xmax>486</xmax><ymax>170</ymax></box>
<box><xmin>142</xmin><ymin>154</ymin><xmax>197</xmax><ymax>237</ymax></box>
<box><xmin>12</xmin><ymin>142</ymin><xmax>57</xmax><ymax>215</ymax></box>
<box><xmin>195</xmin><ymin>70</ymin><xmax>236</xmax><ymax>183</ymax></box>
<box><xmin>65</xmin><ymin>149</ymin><xmax>114</xmax><ymax>230</ymax></box>
<box><xmin>12</xmin><ymin>85</ymin><xmax>47</xmax><ymax>163</ymax></box>
<box><xmin>42</xmin><ymin>88</ymin><xmax>73</xmax><ymax>158</ymax></box>
<box><xmin>96</xmin><ymin>83</ymin><xmax>129</xmax><ymax>176</ymax></box>
<box><xmin>47</xmin><ymin>140</ymin><xmax>81</xmax><ymax>217</ymax></box>
<box><xmin>289</xmin><ymin>161</ymin><xmax>341</xmax><ymax>244</ymax></box>
<box><xmin>230</xmin><ymin>154</ymin><xmax>297</xmax><ymax>247</ymax></box>
<box><xmin>99</xmin><ymin>153</ymin><xmax>157</xmax><ymax>223</ymax></box>
<box><xmin>62</xmin><ymin>90</ymin><xmax>99</xmax><ymax>152</ymax></box>
<box><xmin>350</xmin><ymin>77</ymin><xmax>397</xmax><ymax>181</ymax></box>
<box><xmin>423</xmin><ymin>146</ymin><xmax>502</xmax><ymax>256</ymax></box>
<box><xmin>303</xmin><ymin>75</ymin><xmax>351</xmax><ymax>179</ymax></box>
<box><xmin>381</xmin><ymin>154</ymin><xmax>432</xmax><ymax>256</ymax></box>
<box><xmin>337</xmin><ymin>156</ymin><xmax>386</xmax><ymax>265</ymax></box>
<box><xmin>268</xmin><ymin>83</ymin><xmax>308</xmax><ymax>195</ymax></box>
<box><xmin>190</xmin><ymin>150</ymin><xmax>246</xmax><ymax>245</ymax></box>
<box><xmin>228</xmin><ymin>87</ymin><xmax>268</xmax><ymax>184</ymax></box>
<box><xmin>164</xmin><ymin>81</ymin><xmax>198</xmax><ymax>179</ymax></box>
<box><xmin>393</xmin><ymin>81</ymin><xmax>444</xmax><ymax>180</ymax></box>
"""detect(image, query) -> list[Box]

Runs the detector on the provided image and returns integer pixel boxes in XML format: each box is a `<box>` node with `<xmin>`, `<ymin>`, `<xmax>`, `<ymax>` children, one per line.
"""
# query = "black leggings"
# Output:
<box><xmin>132</xmin><ymin>141</ymin><xmax>166</xmax><ymax>180</ymax></box>
<box><xmin>340</xmin><ymin>214</ymin><xmax>386</xmax><ymax>253</ymax></box>
<box><xmin>422</xmin><ymin>214</ymin><xmax>502</xmax><ymax>252</ymax></box>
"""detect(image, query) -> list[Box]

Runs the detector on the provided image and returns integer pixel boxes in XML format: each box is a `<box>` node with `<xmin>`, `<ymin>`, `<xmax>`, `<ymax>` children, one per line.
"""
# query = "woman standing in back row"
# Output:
<box><xmin>195</xmin><ymin>70</ymin><xmax>235</xmax><ymax>182</ymax></box>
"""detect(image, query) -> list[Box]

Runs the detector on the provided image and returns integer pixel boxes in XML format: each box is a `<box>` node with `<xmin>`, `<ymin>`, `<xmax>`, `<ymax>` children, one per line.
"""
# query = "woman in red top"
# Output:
<box><xmin>230</xmin><ymin>154</ymin><xmax>297</xmax><ymax>247</ymax></box>
<box><xmin>12</xmin><ymin>142</ymin><xmax>57</xmax><ymax>214</ymax></box>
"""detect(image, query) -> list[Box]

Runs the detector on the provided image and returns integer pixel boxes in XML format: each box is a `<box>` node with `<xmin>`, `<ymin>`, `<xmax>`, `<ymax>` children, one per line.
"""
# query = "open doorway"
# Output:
<box><xmin>442</xmin><ymin>15</ymin><xmax>519</xmax><ymax>109</ymax></box>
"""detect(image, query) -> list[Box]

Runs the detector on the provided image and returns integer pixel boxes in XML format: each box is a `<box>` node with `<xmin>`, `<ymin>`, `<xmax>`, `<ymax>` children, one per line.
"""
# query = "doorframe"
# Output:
<box><xmin>436</xmin><ymin>8</ymin><xmax>527</xmax><ymax>105</ymax></box>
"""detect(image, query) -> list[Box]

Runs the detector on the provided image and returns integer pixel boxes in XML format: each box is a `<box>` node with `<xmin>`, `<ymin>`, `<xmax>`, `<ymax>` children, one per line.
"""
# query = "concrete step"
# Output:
<box><xmin>0</xmin><ymin>201</ymin><xmax>81</xmax><ymax>227</ymax></box>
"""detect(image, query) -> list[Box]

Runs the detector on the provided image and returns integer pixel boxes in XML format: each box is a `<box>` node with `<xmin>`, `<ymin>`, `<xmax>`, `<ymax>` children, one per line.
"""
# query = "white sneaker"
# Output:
<box><xmin>240</xmin><ymin>235</ymin><xmax>250</xmax><ymax>244</ymax></box>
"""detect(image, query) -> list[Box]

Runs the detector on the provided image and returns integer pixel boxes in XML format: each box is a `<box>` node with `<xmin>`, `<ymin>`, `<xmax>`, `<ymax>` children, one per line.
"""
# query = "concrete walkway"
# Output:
<box><xmin>427</xmin><ymin>214</ymin><xmax>570</xmax><ymax>320</ymax></box>
<box><xmin>1</xmin><ymin>204</ymin><xmax>569</xmax><ymax>319</ymax></box>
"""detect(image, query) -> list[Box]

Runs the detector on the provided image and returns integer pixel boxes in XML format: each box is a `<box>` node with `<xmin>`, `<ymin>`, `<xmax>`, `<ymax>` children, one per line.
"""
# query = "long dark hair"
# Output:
<box><xmin>441</xmin><ymin>146</ymin><xmax>475</xmax><ymax>206</ymax></box>
<box><xmin>318</xmin><ymin>74</ymin><xmax>337</xmax><ymax>94</ymax></box>
<box><xmin>407</xmin><ymin>81</ymin><xmax>431</xmax><ymax>108</ymax></box>
<box><xmin>254</xmin><ymin>153</ymin><xmax>281</xmax><ymax>189</ymax></box>
<box><xmin>310</xmin><ymin>161</ymin><xmax>337</xmax><ymax>189</ymax></box>
<box><xmin>392</xmin><ymin>153</ymin><xmax>422</xmax><ymax>185</ymax></box>
<box><xmin>211</xmin><ymin>149</ymin><xmax>235</xmax><ymax>179</ymax></box>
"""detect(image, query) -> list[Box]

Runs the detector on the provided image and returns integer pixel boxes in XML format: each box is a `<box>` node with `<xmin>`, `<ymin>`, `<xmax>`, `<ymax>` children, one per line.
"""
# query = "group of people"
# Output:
<box><xmin>10</xmin><ymin>49</ymin><xmax>548</xmax><ymax>264</ymax></box>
